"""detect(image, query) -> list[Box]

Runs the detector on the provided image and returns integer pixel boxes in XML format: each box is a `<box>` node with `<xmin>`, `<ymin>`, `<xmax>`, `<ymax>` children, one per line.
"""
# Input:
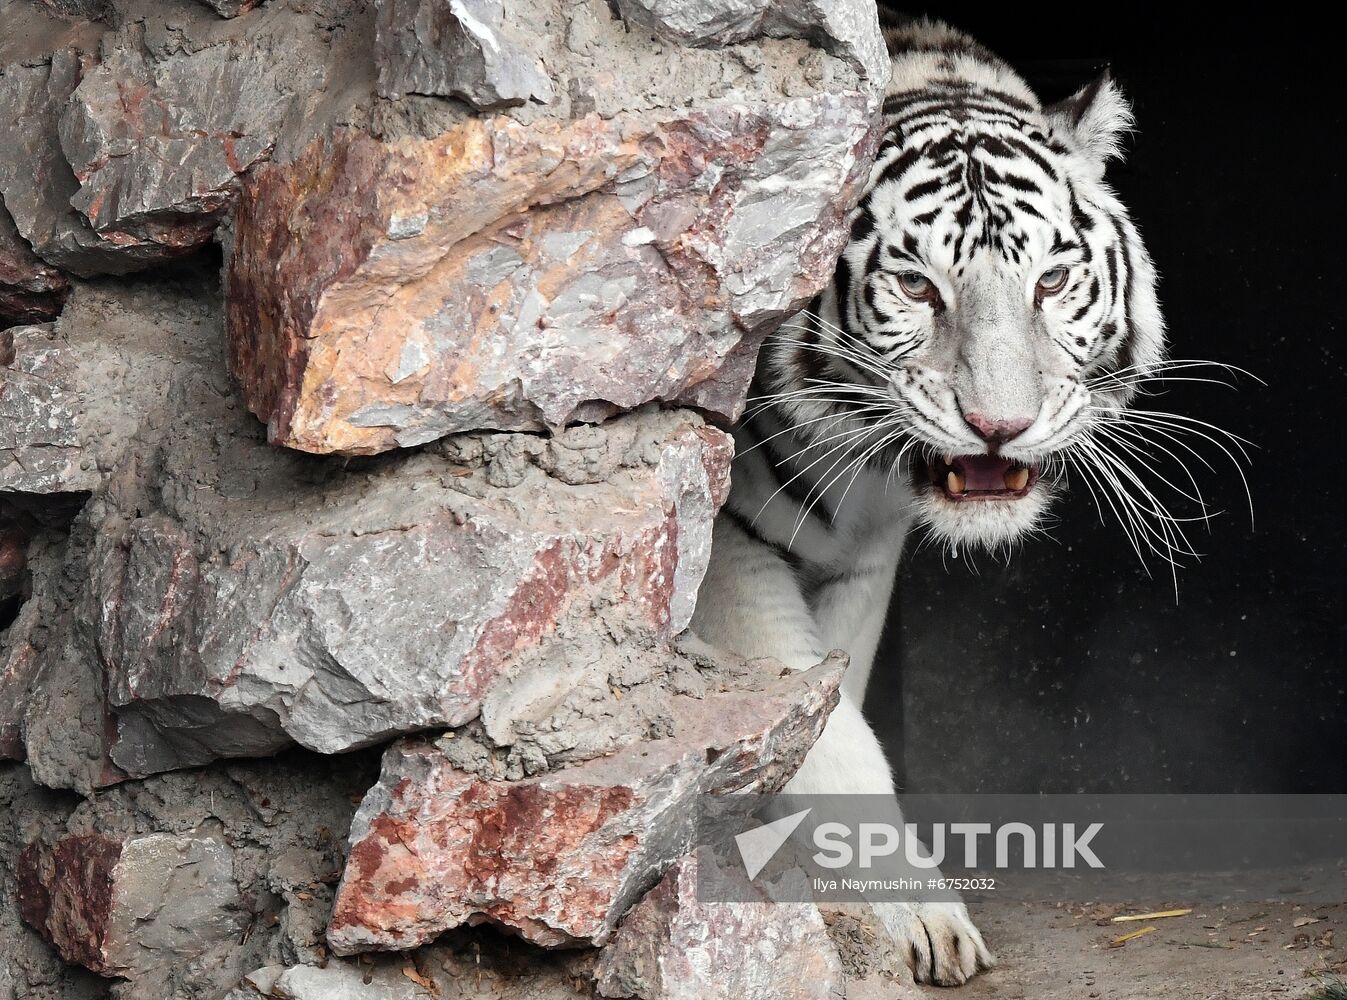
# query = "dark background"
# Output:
<box><xmin>869</xmin><ymin>11</ymin><xmax>1347</xmax><ymax>793</ymax></box>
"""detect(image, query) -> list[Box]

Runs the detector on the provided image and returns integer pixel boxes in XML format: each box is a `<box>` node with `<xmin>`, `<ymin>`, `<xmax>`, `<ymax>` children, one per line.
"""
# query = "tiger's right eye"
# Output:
<box><xmin>896</xmin><ymin>271</ymin><xmax>937</xmax><ymax>302</ymax></box>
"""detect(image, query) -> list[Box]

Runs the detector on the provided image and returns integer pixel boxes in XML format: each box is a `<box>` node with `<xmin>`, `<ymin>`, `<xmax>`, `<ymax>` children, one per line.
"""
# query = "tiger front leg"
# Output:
<box><xmin>785</xmin><ymin>696</ymin><xmax>995</xmax><ymax>986</ymax></box>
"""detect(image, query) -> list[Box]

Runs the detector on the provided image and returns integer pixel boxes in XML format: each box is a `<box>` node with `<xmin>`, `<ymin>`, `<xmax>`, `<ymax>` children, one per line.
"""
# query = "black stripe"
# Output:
<box><xmin>750</xmin><ymin>413</ymin><xmax>831</xmax><ymax>517</ymax></box>
<box><xmin>987</xmin><ymin>169</ymin><xmax>1041</xmax><ymax>196</ymax></box>
<box><xmin>902</xmin><ymin>174</ymin><xmax>951</xmax><ymax>203</ymax></box>
<box><xmin>802</xmin><ymin>564</ymin><xmax>880</xmax><ymax>605</ymax></box>
<box><xmin>999</xmin><ymin>135</ymin><xmax>1060</xmax><ymax>182</ymax></box>
<box><xmin>876</xmin><ymin>144</ymin><xmax>921</xmax><ymax>185</ymax></box>
<box><xmin>1116</xmin><ymin>226</ymin><xmax>1138</xmax><ymax>371</ymax></box>
<box><xmin>850</xmin><ymin>206</ymin><xmax>875</xmax><ymax>242</ymax></box>
<box><xmin>721</xmin><ymin>504</ymin><xmax>806</xmax><ymax>572</ymax></box>
<box><xmin>833</xmin><ymin>255</ymin><xmax>856</xmax><ymax>346</ymax></box>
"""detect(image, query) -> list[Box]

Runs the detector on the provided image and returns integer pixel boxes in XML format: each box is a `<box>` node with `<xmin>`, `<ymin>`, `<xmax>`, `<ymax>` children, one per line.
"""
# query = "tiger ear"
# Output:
<box><xmin>1045</xmin><ymin>71</ymin><xmax>1134</xmax><ymax>168</ymax></box>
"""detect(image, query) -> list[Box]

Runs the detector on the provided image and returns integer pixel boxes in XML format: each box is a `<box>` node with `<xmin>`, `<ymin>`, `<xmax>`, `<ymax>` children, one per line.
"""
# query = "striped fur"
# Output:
<box><xmin>691</xmin><ymin>17</ymin><xmax>1167</xmax><ymax>986</ymax></box>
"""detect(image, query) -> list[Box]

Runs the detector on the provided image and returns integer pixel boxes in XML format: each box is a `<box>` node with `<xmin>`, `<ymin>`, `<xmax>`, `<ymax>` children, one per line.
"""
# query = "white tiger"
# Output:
<box><xmin>691</xmin><ymin>16</ymin><xmax>1170</xmax><ymax>986</ymax></box>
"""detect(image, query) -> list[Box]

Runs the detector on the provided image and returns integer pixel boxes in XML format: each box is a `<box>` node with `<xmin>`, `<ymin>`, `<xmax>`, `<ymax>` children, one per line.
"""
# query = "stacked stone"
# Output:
<box><xmin>0</xmin><ymin>0</ymin><xmax>887</xmax><ymax>997</ymax></box>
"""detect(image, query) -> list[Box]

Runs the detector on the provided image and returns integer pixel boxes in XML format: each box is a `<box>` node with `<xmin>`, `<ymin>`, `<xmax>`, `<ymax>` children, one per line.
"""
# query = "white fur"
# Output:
<box><xmin>691</xmin><ymin>17</ymin><xmax>1168</xmax><ymax>988</ymax></box>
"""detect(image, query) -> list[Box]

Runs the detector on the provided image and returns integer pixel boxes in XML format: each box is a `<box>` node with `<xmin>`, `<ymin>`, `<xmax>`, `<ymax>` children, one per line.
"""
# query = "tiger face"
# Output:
<box><xmin>812</xmin><ymin>47</ymin><xmax>1165</xmax><ymax>552</ymax></box>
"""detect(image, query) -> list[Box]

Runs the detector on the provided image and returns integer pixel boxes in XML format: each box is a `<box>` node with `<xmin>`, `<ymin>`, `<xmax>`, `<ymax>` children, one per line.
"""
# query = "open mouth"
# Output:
<box><xmin>926</xmin><ymin>454</ymin><xmax>1039</xmax><ymax>501</ymax></box>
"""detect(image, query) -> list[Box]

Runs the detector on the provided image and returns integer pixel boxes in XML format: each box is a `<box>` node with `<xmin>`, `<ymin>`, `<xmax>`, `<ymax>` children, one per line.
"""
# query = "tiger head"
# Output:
<box><xmin>803</xmin><ymin>22</ymin><xmax>1167</xmax><ymax>553</ymax></box>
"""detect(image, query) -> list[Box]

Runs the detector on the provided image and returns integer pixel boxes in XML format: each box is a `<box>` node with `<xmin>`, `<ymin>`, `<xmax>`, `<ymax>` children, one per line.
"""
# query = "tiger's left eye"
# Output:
<box><xmin>1036</xmin><ymin>266</ymin><xmax>1070</xmax><ymax>296</ymax></box>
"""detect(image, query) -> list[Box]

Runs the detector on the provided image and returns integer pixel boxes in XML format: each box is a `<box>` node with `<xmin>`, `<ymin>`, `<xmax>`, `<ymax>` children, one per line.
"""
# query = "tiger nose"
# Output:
<box><xmin>964</xmin><ymin>412</ymin><xmax>1034</xmax><ymax>444</ymax></box>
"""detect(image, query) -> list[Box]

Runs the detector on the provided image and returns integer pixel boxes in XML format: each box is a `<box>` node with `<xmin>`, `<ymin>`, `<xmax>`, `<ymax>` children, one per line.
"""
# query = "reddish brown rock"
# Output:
<box><xmin>0</xmin><ymin>200</ymin><xmax>68</xmax><ymax>328</ymax></box>
<box><xmin>594</xmin><ymin>850</ymin><xmax>845</xmax><ymax>1000</ymax></box>
<box><xmin>16</xmin><ymin>834</ymin><xmax>122</xmax><ymax>974</ymax></box>
<box><xmin>227</xmin><ymin>95</ymin><xmax>877</xmax><ymax>454</ymax></box>
<box><xmin>0</xmin><ymin>523</ymin><xmax>25</xmax><ymax>600</ymax></box>
<box><xmin>325</xmin><ymin>653</ymin><xmax>846</xmax><ymax>954</ymax></box>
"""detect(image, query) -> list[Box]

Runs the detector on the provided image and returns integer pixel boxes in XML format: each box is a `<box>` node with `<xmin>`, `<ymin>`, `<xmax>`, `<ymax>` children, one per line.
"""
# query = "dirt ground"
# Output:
<box><xmin>933</xmin><ymin>902</ymin><xmax>1347</xmax><ymax>1000</ymax></box>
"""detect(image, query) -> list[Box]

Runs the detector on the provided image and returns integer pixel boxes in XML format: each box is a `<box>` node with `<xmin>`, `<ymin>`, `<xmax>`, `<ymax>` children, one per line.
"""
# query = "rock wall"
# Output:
<box><xmin>0</xmin><ymin>0</ymin><xmax>885</xmax><ymax>997</ymax></box>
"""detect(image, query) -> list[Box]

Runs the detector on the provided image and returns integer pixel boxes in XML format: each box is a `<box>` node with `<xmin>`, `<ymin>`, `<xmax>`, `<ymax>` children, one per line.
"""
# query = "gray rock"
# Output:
<box><xmin>12</xmin><ymin>274</ymin><xmax>736</xmax><ymax>787</ymax></box>
<box><xmin>238</xmin><ymin>963</ymin><xmax>424</xmax><ymax>1000</ymax></box>
<box><xmin>91</xmin><ymin>404</ymin><xmax>729</xmax><ymax>777</ymax></box>
<box><xmin>375</xmin><ymin>0</ymin><xmax>555</xmax><ymax>108</ymax></box>
<box><xmin>226</xmin><ymin>934</ymin><xmax>599</xmax><ymax>1000</ymax></box>
<box><xmin>0</xmin><ymin>519</ymin><xmax>26</xmax><ymax>609</ymax></box>
<box><xmin>0</xmin><ymin>2</ymin><xmax>362</xmax><ymax>277</ymax></box>
<box><xmin>18</xmin><ymin>829</ymin><xmax>246</xmax><ymax>978</ymax></box>
<box><xmin>0</xmin><ymin>323</ymin><xmax>87</xmax><ymax>493</ymax></box>
<box><xmin>31</xmin><ymin>0</ymin><xmax>113</xmax><ymax>19</ymax></box>
<box><xmin>0</xmin><ymin>767</ymin><xmax>107</xmax><ymax>1000</ymax></box>
<box><xmin>1</xmin><ymin>531</ymin><xmax>67</xmax><ymax>761</ymax></box>
<box><xmin>0</xmin><ymin>40</ymin><xmax>226</xmax><ymax>277</ymax></box>
<box><xmin>57</xmin><ymin>23</ymin><xmax>326</xmax><ymax>252</ymax></box>
<box><xmin>594</xmin><ymin>850</ymin><xmax>846</xmax><ymax>1000</ymax></box>
<box><xmin>0</xmin><ymin>49</ymin><xmax>148</xmax><ymax>278</ymax></box>
<box><xmin>614</xmin><ymin>0</ymin><xmax>889</xmax><ymax>83</ymax></box>
<box><xmin>3</xmin><ymin>751</ymin><xmax>376</xmax><ymax>998</ymax></box>
<box><xmin>0</xmin><ymin>281</ymin><xmax>221</xmax><ymax>495</ymax></box>
<box><xmin>0</xmin><ymin>6</ymin><xmax>891</xmax><ymax>996</ymax></box>
<box><xmin>0</xmin><ymin>624</ymin><xmax>37</xmax><ymax>760</ymax></box>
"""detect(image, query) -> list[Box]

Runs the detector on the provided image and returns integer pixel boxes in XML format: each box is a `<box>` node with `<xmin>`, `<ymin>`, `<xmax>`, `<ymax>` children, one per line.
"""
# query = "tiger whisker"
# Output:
<box><xmin>736</xmin><ymin>404</ymin><xmax>896</xmax><ymax>458</ymax></box>
<box><xmin>751</xmin><ymin>420</ymin><xmax>891</xmax><ymax>527</ymax></box>
<box><xmin>1074</xmin><ymin>432</ymin><xmax>1207</xmax><ymax>590</ymax></box>
<box><xmin>1087</xmin><ymin>421</ymin><xmax>1212</xmax><ymax>512</ymax></box>
<box><xmin>1071</xmin><ymin>442</ymin><xmax>1192</xmax><ymax>597</ymax></box>
<box><xmin>794</xmin><ymin>308</ymin><xmax>895</xmax><ymax>360</ymax></box>
<box><xmin>822</xmin><ymin>423</ymin><xmax>910</xmax><ymax>528</ymax></box>
<box><xmin>1095</xmin><ymin>406</ymin><xmax>1255</xmax><ymax>527</ymax></box>
<box><xmin>773</xmin><ymin>331</ymin><xmax>896</xmax><ymax>383</ymax></box>
<box><xmin>1087</xmin><ymin>358</ymin><xmax>1265</xmax><ymax>387</ymax></box>
<box><xmin>788</xmin><ymin>425</ymin><xmax>899</xmax><ymax>547</ymax></box>
<box><xmin>1095</xmin><ymin>413</ymin><xmax>1219</xmax><ymax>475</ymax></box>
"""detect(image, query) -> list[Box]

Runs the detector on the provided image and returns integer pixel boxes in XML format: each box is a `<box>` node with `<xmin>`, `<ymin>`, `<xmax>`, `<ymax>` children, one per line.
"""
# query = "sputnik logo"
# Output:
<box><xmin>734</xmin><ymin>808</ymin><xmax>811</xmax><ymax>880</ymax></box>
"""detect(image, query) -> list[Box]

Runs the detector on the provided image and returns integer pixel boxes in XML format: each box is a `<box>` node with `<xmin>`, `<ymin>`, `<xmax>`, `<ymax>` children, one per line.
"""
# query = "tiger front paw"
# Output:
<box><xmin>873</xmin><ymin>899</ymin><xmax>994</xmax><ymax>987</ymax></box>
